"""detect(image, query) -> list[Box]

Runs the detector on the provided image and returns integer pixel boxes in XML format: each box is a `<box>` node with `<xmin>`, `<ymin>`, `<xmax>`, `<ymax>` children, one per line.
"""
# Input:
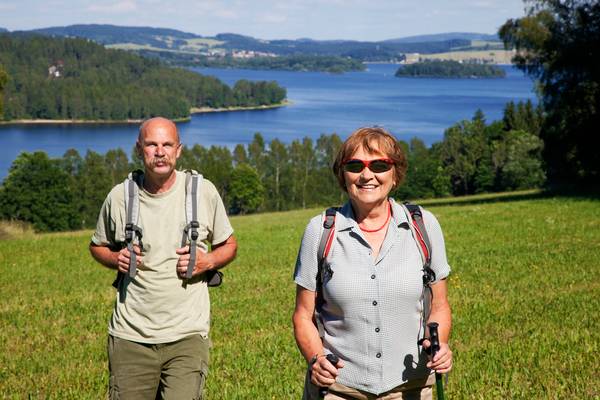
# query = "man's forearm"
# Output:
<box><xmin>207</xmin><ymin>236</ymin><xmax>237</xmax><ymax>270</ymax></box>
<box><xmin>89</xmin><ymin>243</ymin><xmax>119</xmax><ymax>270</ymax></box>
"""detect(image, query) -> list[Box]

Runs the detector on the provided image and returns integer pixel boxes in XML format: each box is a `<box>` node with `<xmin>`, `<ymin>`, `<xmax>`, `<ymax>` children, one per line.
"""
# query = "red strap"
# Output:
<box><xmin>323</xmin><ymin>226</ymin><xmax>336</xmax><ymax>260</ymax></box>
<box><xmin>411</xmin><ymin>219</ymin><xmax>430</xmax><ymax>261</ymax></box>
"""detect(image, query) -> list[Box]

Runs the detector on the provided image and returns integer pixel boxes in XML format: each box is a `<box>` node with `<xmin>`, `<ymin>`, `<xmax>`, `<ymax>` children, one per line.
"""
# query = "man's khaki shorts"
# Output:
<box><xmin>108</xmin><ymin>334</ymin><xmax>210</xmax><ymax>400</ymax></box>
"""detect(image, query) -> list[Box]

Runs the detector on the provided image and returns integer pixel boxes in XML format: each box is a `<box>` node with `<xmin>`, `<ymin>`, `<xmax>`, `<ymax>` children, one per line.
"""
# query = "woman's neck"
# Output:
<box><xmin>351</xmin><ymin>198</ymin><xmax>390</xmax><ymax>224</ymax></box>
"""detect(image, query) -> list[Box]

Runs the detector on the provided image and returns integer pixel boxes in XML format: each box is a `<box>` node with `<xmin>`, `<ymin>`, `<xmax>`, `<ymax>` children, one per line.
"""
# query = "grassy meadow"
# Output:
<box><xmin>1</xmin><ymin>192</ymin><xmax>599</xmax><ymax>399</ymax></box>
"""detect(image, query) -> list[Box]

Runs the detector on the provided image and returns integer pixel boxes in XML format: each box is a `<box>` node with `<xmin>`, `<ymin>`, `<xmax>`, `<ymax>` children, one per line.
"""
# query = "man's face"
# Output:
<box><xmin>137</xmin><ymin>120</ymin><xmax>182</xmax><ymax>178</ymax></box>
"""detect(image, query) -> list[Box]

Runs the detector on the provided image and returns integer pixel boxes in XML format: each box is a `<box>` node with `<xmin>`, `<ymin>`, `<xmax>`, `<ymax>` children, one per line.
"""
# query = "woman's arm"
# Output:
<box><xmin>293</xmin><ymin>285</ymin><xmax>323</xmax><ymax>363</ymax></box>
<box><xmin>427</xmin><ymin>279</ymin><xmax>453</xmax><ymax>373</ymax></box>
<box><xmin>292</xmin><ymin>285</ymin><xmax>342</xmax><ymax>386</ymax></box>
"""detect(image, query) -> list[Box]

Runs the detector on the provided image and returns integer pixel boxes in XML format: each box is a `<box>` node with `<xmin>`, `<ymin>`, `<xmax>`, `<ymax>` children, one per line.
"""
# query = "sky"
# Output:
<box><xmin>0</xmin><ymin>0</ymin><xmax>526</xmax><ymax>41</ymax></box>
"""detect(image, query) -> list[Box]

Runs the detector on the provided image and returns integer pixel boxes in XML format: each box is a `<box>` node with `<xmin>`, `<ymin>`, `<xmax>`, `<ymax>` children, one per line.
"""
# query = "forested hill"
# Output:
<box><xmin>0</xmin><ymin>34</ymin><xmax>286</xmax><ymax>121</ymax></box>
<box><xmin>32</xmin><ymin>24</ymin><xmax>197</xmax><ymax>46</ymax></box>
<box><xmin>27</xmin><ymin>24</ymin><xmax>479</xmax><ymax>61</ymax></box>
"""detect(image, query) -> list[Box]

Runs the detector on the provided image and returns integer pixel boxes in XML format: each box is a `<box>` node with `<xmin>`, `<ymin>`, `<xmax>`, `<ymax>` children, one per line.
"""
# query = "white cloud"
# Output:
<box><xmin>213</xmin><ymin>9</ymin><xmax>239</xmax><ymax>19</ymax></box>
<box><xmin>0</xmin><ymin>3</ymin><xmax>17</xmax><ymax>11</ymax></box>
<box><xmin>88</xmin><ymin>0</ymin><xmax>137</xmax><ymax>13</ymax></box>
<box><xmin>260</xmin><ymin>13</ymin><xmax>287</xmax><ymax>24</ymax></box>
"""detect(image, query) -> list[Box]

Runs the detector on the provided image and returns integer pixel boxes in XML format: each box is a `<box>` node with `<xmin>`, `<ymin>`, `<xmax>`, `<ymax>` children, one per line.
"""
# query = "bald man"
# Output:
<box><xmin>90</xmin><ymin>117</ymin><xmax>237</xmax><ymax>399</ymax></box>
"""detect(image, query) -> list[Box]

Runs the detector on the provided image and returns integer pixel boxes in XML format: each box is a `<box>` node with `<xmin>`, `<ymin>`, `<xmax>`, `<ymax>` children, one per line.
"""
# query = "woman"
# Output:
<box><xmin>293</xmin><ymin>127</ymin><xmax>452</xmax><ymax>399</ymax></box>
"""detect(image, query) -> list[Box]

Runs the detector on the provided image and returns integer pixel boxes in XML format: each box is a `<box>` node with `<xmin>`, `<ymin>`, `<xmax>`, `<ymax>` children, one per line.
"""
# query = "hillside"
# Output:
<box><xmin>22</xmin><ymin>24</ymin><xmax>509</xmax><ymax>67</ymax></box>
<box><xmin>1</xmin><ymin>192</ymin><xmax>598</xmax><ymax>398</ymax></box>
<box><xmin>0</xmin><ymin>33</ymin><xmax>286</xmax><ymax>122</ymax></box>
<box><xmin>384</xmin><ymin>32</ymin><xmax>499</xmax><ymax>43</ymax></box>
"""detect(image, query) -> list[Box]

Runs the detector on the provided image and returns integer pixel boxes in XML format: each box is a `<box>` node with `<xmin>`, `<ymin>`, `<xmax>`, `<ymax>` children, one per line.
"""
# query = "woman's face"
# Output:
<box><xmin>343</xmin><ymin>145</ymin><xmax>396</xmax><ymax>211</ymax></box>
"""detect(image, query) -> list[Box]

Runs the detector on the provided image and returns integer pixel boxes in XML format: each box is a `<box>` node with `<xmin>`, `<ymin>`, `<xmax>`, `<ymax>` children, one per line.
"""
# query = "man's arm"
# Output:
<box><xmin>175</xmin><ymin>235</ymin><xmax>237</xmax><ymax>278</ymax></box>
<box><xmin>89</xmin><ymin>243</ymin><xmax>141</xmax><ymax>274</ymax></box>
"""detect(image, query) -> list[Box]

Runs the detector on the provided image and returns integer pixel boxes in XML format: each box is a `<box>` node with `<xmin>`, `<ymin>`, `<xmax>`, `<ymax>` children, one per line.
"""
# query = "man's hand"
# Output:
<box><xmin>89</xmin><ymin>243</ymin><xmax>142</xmax><ymax>273</ymax></box>
<box><xmin>116</xmin><ymin>245</ymin><xmax>143</xmax><ymax>274</ymax></box>
<box><xmin>175</xmin><ymin>245</ymin><xmax>211</xmax><ymax>279</ymax></box>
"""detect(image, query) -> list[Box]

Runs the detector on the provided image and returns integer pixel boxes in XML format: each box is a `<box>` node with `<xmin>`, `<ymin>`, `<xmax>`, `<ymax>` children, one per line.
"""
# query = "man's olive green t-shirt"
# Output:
<box><xmin>92</xmin><ymin>170</ymin><xmax>233</xmax><ymax>344</ymax></box>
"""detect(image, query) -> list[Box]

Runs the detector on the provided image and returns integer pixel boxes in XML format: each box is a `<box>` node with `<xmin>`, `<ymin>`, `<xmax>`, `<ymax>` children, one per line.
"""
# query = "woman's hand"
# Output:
<box><xmin>425</xmin><ymin>341</ymin><xmax>453</xmax><ymax>374</ymax></box>
<box><xmin>310</xmin><ymin>355</ymin><xmax>344</xmax><ymax>387</ymax></box>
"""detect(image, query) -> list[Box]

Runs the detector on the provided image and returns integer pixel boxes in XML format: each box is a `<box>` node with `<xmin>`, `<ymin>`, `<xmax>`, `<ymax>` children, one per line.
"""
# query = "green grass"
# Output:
<box><xmin>1</xmin><ymin>193</ymin><xmax>599</xmax><ymax>399</ymax></box>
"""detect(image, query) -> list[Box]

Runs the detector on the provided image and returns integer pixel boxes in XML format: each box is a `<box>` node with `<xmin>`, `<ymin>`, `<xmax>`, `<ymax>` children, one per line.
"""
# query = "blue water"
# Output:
<box><xmin>0</xmin><ymin>64</ymin><xmax>536</xmax><ymax>179</ymax></box>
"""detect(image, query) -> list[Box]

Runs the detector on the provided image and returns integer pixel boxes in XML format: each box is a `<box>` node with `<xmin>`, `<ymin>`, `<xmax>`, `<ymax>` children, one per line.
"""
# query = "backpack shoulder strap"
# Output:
<box><xmin>402</xmin><ymin>202</ymin><xmax>439</xmax><ymax>343</ymax></box>
<box><xmin>317</xmin><ymin>207</ymin><xmax>338</xmax><ymax>268</ymax></box>
<box><xmin>181</xmin><ymin>170</ymin><xmax>203</xmax><ymax>280</ymax></box>
<box><xmin>113</xmin><ymin>170</ymin><xmax>144</xmax><ymax>291</ymax></box>
<box><xmin>315</xmin><ymin>207</ymin><xmax>339</xmax><ymax>307</ymax></box>
<box><xmin>402</xmin><ymin>202</ymin><xmax>435</xmax><ymax>285</ymax></box>
<box><xmin>124</xmin><ymin>170</ymin><xmax>144</xmax><ymax>278</ymax></box>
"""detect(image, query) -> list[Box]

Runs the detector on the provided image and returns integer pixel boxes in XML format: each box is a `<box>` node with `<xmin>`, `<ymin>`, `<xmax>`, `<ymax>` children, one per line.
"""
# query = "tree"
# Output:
<box><xmin>439</xmin><ymin>113</ymin><xmax>487</xmax><ymax>195</ymax></box>
<box><xmin>499</xmin><ymin>0</ymin><xmax>600</xmax><ymax>184</ymax></box>
<box><xmin>0</xmin><ymin>152</ymin><xmax>79</xmax><ymax>231</ymax></box>
<box><xmin>290</xmin><ymin>137</ymin><xmax>316</xmax><ymax>208</ymax></box>
<box><xmin>248</xmin><ymin>132</ymin><xmax>266</xmax><ymax>179</ymax></box>
<box><xmin>104</xmin><ymin>148</ymin><xmax>130</xmax><ymax>186</ymax></box>
<box><xmin>395</xmin><ymin>138</ymin><xmax>445</xmax><ymax>199</ymax></box>
<box><xmin>0</xmin><ymin>64</ymin><xmax>7</xmax><ymax>118</ymax></box>
<box><xmin>233</xmin><ymin>144</ymin><xmax>248</xmax><ymax>165</ymax></box>
<box><xmin>229</xmin><ymin>163</ymin><xmax>264</xmax><ymax>214</ymax></box>
<box><xmin>493</xmin><ymin>129</ymin><xmax>546</xmax><ymax>189</ymax></box>
<box><xmin>265</xmin><ymin>138</ymin><xmax>289</xmax><ymax>211</ymax></box>
<box><xmin>315</xmin><ymin>134</ymin><xmax>344</xmax><ymax>205</ymax></box>
<box><xmin>78</xmin><ymin>151</ymin><xmax>113</xmax><ymax>228</ymax></box>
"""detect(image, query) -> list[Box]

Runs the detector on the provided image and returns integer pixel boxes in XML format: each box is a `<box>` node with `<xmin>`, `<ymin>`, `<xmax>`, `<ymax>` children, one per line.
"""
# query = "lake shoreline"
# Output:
<box><xmin>0</xmin><ymin>101</ymin><xmax>290</xmax><ymax>125</ymax></box>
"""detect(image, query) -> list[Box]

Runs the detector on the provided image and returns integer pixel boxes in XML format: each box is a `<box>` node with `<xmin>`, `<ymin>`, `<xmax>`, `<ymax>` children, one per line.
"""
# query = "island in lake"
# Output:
<box><xmin>395</xmin><ymin>60</ymin><xmax>506</xmax><ymax>78</ymax></box>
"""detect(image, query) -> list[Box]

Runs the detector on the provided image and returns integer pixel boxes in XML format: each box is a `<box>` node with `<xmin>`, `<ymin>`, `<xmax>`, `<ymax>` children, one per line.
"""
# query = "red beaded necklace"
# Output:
<box><xmin>359</xmin><ymin>202</ymin><xmax>391</xmax><ymax>233</ymax></box>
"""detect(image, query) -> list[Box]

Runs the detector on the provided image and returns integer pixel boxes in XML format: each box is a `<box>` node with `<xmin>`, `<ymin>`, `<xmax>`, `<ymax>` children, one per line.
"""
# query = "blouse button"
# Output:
<box><xmin>376</xmin><ymin>352</ymin><xmax>382</xmax><ymax>358</ymax></box>
<box><xmin>372</xmin><ymin>300</ymin><xmax>377</xmax><ymax>306</ymax></box>
<box><xmin>371</xmin><ymin>274</ymin><xmax>376</xmax><ymax>279</ymax></box>
<box><xmin>375</xmin><ymin>327</ymin><xmax>380</xmax><ymax>333</ymax></box>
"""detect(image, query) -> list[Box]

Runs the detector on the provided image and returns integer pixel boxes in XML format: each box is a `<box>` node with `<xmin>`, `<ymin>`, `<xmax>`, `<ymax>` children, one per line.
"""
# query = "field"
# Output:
<box><xmin>418</xmin><ymin>50</ymin><xmax>516</xmax><ymax>65</ymax></box>
<box><xmin>1</xmin><ymin>192</ymin><xmax>599</xmax><ymax>399</ymax></box>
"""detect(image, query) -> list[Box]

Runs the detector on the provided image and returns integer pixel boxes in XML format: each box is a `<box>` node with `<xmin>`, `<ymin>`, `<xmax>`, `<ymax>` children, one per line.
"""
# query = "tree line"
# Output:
<box><xmin>395</xmin><ymin>60</ymin><xmax>506</xmax><ymax>78</ymax></box>
<box><xmin>143</xmin><ymin>51</ymin><xmax>366</xmax><ymax>73</ymax></box>
<box><xmin>0</xmin><ymin>34</ymin><xmax>286</xmax><ymax>121</ymax></box>
<box><xmin>0</xmin><ymin>100</ymin><xmax>544</xmax><ymax>232</ymax></box>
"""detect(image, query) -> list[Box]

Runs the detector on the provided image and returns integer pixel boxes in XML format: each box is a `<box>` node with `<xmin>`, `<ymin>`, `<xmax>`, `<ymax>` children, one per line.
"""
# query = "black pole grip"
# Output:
<box><xmin>428</xmin><ymin>322</ymin><xmax>440</xmax><ymax>357</ymax></box>
<box><xmin>427</xmin><ymin>322</ymin><xmax>446</xmax><ymax>400</ymax></box>
<box><xmin>318</xmin><ymin>354</ymin><xmax>339</xmax><ymax>398</ymax></box>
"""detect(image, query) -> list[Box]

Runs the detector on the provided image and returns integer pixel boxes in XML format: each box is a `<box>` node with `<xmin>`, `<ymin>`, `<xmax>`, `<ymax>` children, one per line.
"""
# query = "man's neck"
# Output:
<box><xmin>143</xmin><ymin>170</ymin><xmax>177</xmax><ymax>194</ymax></box>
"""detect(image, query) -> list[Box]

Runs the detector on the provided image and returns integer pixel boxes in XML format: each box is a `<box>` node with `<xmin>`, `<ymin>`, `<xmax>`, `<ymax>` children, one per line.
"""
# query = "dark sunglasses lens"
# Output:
<box><xmin>343</xmin><ymin>160</ymin><xmax>365</xmax><ymax>173</ymax></box>
<box><xmin>370</xmin><ymin>160</ymin><xmax>393</xmax><ymax>173</ymax></box>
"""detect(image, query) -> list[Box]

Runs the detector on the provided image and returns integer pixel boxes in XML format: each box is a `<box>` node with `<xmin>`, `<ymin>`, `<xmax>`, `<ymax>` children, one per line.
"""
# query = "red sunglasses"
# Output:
<box><xmin>342</xmin><ymin>158</ymin><xmax>395</xmax><ymax>173</ymax></box>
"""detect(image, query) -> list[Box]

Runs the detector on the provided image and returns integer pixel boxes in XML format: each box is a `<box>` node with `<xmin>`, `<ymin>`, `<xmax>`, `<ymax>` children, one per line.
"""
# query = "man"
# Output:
<box><xmin>90</xmin><ymin>117</ymin><xmax>237</xmax><ymax>399</ymax></box>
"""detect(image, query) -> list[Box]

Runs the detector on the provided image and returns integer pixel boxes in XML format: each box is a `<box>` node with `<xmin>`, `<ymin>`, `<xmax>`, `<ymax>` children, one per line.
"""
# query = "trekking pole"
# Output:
<box><xmin>427</xmin><ymin>322</ymin><xmax>445</xmax><ymax>400</ymax></box>
<box><xmin>319</xmin><ymin>354</ymin><xmax>339</xmax><ymax>399</ymax></box>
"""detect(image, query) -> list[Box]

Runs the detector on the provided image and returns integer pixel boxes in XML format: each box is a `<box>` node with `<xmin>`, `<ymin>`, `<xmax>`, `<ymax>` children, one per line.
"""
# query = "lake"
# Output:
<box><xmin>0</xmin><ymin>64</ymin><xmax>536</xmax><ymax>179</ymax></box>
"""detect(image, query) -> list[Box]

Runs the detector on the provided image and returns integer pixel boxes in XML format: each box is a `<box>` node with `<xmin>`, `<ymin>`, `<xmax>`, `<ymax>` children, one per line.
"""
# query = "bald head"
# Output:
<box><xmin>138</xmin><ymin>117</ymin><xmax>180</xmax><ymax>145</ymax></box>
<box><xmin>136</xmin><ymin>117</ymin><xmax>182</xmax><ymax>184</ymax></box>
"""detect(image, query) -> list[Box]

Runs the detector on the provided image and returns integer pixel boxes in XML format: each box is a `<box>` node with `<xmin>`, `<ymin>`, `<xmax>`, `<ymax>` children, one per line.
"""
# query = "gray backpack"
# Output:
<box><xmin>112</xmin><ymin>169</ymin><xmax>222</xmax><ymax>290</ymax></box>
